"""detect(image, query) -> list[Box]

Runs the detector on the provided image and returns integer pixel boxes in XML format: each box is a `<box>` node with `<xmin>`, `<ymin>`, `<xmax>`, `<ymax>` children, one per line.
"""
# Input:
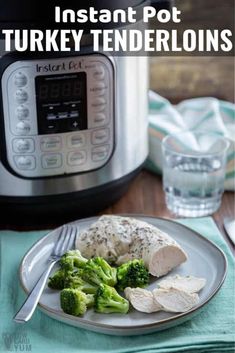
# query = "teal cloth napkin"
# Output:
<box><xmin>146</xmin><ymin>91</ymin><xmax>235</xmax><ymax>191</ymax></box>
<box><xmin>0</xmin><ymin>217</ymin><xmax>235</xmax><ymax>353</ymax></box>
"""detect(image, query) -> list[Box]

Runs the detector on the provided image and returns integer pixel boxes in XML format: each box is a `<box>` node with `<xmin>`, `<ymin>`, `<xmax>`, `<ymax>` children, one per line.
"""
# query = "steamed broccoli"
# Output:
<box><xmin>60</xmin><ymin>288</ymin><xmax>94</xmax><ymax>316</ymax></box>
<box><xmin>60</xmin><ymin>250</ymin><xmax>87</xmax><ymax>271</ymax></box>
<box><xmin>64</xmin><ymin>269</ymin><xmax>98</xmax><ymax>294</ymax></box>
<box><xmin>82</xmin><ymin>257</ymin><xmax>117</xmax><ymax>287</ymax></box>
<box><xmin>94</xmin><ymin>284</ymin><xmax>129</xmax><ymax>314</ymax></box>
<box><xmin>116</xmin><ymin>259</ymin><xmax>149</xmax><ymax>291</ymax></box>
<box><xmin>48</xmin><ymin>269</ymin><xmax>66</xmax><ymax>290</ymax></box>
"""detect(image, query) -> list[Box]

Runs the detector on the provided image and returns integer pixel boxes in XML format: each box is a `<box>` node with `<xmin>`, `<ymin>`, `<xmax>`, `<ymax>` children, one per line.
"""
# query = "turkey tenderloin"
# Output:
<box><xmin>76</xmin><ymin>215</ymin><xmax>188</xmax><ymax>277</ymax></box>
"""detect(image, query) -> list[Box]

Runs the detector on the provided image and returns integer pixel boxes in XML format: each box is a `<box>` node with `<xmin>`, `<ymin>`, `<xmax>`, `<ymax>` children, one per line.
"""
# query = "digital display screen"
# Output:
<box><xmin>37</xmin><ymin>77</ymin><xmax>85</xmax><ymax>102</ymax></box>
<box><xmin>35</xmin><ymin>72</ymin><xmax>87</xmax><ymax>135</ymax></box>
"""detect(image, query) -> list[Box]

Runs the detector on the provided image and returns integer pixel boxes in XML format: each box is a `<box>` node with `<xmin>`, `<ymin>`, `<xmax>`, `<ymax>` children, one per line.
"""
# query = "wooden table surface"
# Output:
<box><xmin>0</xmin><ymin>170</ymin><xmax>233</xmax><ymax>245</ymax></box>
<box><xmin>103</xmin><ymin>170</ymin><xmax>235</xmax><ymax>253</ymax></box>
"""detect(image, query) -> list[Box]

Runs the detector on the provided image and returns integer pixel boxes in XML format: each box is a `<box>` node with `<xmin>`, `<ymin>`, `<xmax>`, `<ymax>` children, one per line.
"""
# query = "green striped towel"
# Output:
<box><xmin>146</xmin><ymin>91</ymin><xmax>235</xmax><ymax>190</ymax></box>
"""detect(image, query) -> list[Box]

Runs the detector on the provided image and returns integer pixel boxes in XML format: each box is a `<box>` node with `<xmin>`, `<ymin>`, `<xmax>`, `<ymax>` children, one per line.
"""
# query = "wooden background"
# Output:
<box><xmin>149</xmin><ymin>0</ymin><xmax>234</xmax><ymax>102</ymax></box>
<box><xmin>150</xmin><ymin>57</ymin><xmax>234</xmax><ymax>103</ymax></box>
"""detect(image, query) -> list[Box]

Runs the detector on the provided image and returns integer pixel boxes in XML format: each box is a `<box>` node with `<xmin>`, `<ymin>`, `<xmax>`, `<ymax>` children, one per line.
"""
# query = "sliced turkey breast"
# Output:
<box><xmin>153</xmin><ymin>288</ymin><xmax>199</xmax><ymax>313</ymax></box>
<box><xmin>158</xmin><ymin>275</ymin><xmax>206</xmax><ymax>293</ymax></box>
<box><xmin>124</xmin><ymin>286</ymin><xmax>200</xmax><ymax>314</ymax></box>
<box><xmin>76</xmin><ymin>215</ymin><xmax>187</xmax><ymax>277</ymax></box>
<box><xmin>124</xmin><ymin>287</ymin><xmax>162</xmax><ymax>313</ymax></box>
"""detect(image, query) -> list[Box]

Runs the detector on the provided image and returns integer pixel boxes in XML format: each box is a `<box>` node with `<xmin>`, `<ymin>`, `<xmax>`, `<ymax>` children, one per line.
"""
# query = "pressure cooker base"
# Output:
<box><xmin>0</xmin><ymin>165</ymin><xmax>143</xmax><ymax>228</ymax></box>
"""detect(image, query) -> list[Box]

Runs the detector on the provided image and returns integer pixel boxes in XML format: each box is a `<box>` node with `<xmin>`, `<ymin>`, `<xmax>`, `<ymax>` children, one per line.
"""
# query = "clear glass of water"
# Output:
<box><xmin>162</xmin><ymin>131</ymin><xmax>230</xmax><ymax>217</ymax></box>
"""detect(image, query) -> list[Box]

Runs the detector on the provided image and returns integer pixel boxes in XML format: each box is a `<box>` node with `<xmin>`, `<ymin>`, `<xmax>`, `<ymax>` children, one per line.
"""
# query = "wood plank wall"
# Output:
<box><xmin>149</xmin><ymin>0</ymin><xmax>234</xmax><ymax>103</ymax></box>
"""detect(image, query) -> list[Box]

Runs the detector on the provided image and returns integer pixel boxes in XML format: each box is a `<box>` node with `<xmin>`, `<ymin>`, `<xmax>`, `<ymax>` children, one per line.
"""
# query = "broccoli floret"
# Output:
<box><xmin>116</xmin><ymin>259</ymin><xmax>149</xmax><ymax>291</ymax></box>
<box><xmin>94</xmin><ymin>284</ymin><xmax>129</xmax><ymax>314</ymax></box>
<box><xmin>60</xmin><ymin>250</ymin><xmax>87</xmax><ymax>271</ymax></box>
<box><xmin>64</xmin><ymin>269</ymin><xmax>98</xmax><ymax>294</ymax></box>
<box><xmin>60</xmin><ymin>288</ymin><xmax>94</xmax><ymax>316</ymax></box>
<box><xmin>48</xmin><ymin>269</ymin><xmax>66</xmax><ymax>290</ymax></box>
<box><xmin>82</xmin><ymin>257</ymin><xmax>117</xmax><ymax>287</ymax></box>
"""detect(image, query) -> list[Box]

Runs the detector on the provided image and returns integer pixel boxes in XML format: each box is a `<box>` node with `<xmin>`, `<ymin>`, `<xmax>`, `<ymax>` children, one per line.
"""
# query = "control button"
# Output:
<box><xmin>14</xmin><ymin>72</ymin><xmax>27</xmax><ymax>87</ymax></box>
<box><xmin>40</xmin><ymin>136</ymin><xmax>61</xmax><ymax>152</ymax></box>
<box><xmin>70</xmin><ymin>103</ymin><xmax>79</xmax><ymax>109</ymax></box>
<box><xmin>90</xmin><ymin>82</ymin><xmax>106</xmax><ymax>96</ymax></box>
<box><xmin>69</xmin><ymin>119</ymin><xmax>80</xmax><ymax>131</ymax></box>
<box><xmin>68</xmin><ymin>134</ymin><xmax>86</xmax><ymax>148</ymax></box>
<box><xmin>91</xmin><ymin>97</ymin><xmax>106</xmax><ymax>112</ymax></box>
<box><xmin>92</xmin><ymin>128</ymin><xmax>110</xmax><ymax>145</ymax></box>
<box><xmin>92</xmin><ymin>145</ymin><xmax>110</xmax><ymax>162</ymax></box>
<box><xmin>13</xmin><ymin>138</ymin><xmax>35</xmax><ymax>153</ymax></box>
<box><xmin>14</xmin><ymin>155</ymin><xmax>36</xmax><ymax>170</ymax></box>
<box><xmin>44</xmin><ymin>122</ymin><xmax>58</xmax><ymax>133</ymax></box>
<box><xmin>47</xmin><ymin>113</ymin><xmax>57</xmax><ymax>120</ymax></box>
<box><xmin>16</xmin><ymin>105</ymin><xmax>29</xmax><ymax>120</ymax></box>
<box><xmin>68</xmin><ymin>151</ymin><xmax>86</xmax><ymax>166</ymax></box>
<box><xmin>58</xmin><ymin>112</ymin><xmax>68</xmax><ymax>119</ymax></box>
<box><xmin>15</xmin><ymin>89</ymin><xmax>28</xmax><ymax>104</ymax></box>
<box><xmin>70</xmin><ymin>111</ymin><xmax>79</xmax><ymax>118</ymax></box>
<box><xmin>42</xmin><ymin>154</ymin><xmax>62</xmax><ymax>169</ymax></box>
<box><xmin>93</xmin><ymin>113</ymin><xmax>107</xmax><ymax>126</ymax></box>
<box><xmin>93</xmin><ymin>65</ymin><xmax>105</xmax><ymax>80</ymax></box>
<box><xmin>16</xmin><ymin>121</ymin><xmax>31</xmax><ymax>135</ymax></box>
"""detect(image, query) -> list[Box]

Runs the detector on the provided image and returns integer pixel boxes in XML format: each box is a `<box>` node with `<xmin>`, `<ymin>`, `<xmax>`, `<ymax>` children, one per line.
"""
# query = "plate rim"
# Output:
<box><xmin>19</xmin><ymin>214</ymin><xmax>228</xmax><ymax>331</ymax></box>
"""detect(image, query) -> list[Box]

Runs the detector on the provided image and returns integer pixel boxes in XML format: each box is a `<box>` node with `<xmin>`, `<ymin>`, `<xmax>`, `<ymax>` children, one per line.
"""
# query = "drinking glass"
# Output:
<box><xmin>162</xmin><ymin>131</ymin><xmax>230</xmax><ymax>217</ymax></box>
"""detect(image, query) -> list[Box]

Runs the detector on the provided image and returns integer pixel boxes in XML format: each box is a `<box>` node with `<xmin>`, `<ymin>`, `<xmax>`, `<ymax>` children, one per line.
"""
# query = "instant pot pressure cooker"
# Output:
<box><xmin>0</xmin><ymin>0</ymin><xmax>170</xmax><ymax>224</ymax></box>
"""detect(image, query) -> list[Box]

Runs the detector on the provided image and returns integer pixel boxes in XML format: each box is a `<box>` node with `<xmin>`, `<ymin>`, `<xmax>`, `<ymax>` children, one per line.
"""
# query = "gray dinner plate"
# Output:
<box><xmin>19</xmin><ymin>215</ymin><xmax>227</xmax><ymax>336</ymax></box>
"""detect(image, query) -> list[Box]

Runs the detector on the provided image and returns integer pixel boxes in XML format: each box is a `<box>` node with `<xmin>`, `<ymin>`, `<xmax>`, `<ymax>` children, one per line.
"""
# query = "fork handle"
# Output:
<box><xmin>14</xmin><ymin>260</ymin><xmax>57</xmax><ymax>323</ymax></box>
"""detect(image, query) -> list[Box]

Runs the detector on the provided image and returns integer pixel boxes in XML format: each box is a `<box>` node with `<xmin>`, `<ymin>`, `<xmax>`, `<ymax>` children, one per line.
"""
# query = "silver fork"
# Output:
<box><xmin>14</xmin><ymin>225</ymin><xmax>77</xmax><ymax>323</ymax></box>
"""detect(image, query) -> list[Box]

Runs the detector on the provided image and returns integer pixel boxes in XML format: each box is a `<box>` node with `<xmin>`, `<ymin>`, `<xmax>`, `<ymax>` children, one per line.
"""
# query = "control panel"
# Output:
<box><xmin>1</xmin><ymin>55</ymin><xmax>115</xmax><ymax>178</ymax></box>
